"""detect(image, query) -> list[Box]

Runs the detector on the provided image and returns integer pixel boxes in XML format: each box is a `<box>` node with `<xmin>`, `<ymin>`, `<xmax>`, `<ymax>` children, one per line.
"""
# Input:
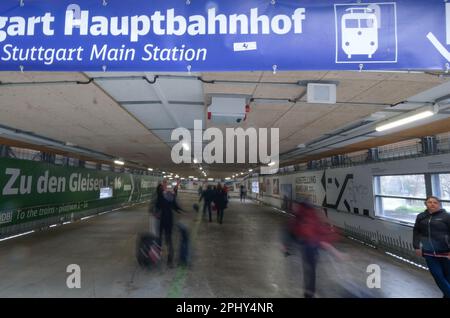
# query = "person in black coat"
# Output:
<box><xmin>413</xmin><ymin>196</ymin><xmax>450</xmax><ymax>298</ymax></box>
<box><xmin>199</xmin><ymin>185</ymin><xmax>214</xmax><ymax>222</ymax></box>
<box><xmin>157</xmin><ymin>180</ymin><xmax>183</xmax><ymax>267</ymax></box>
<box><xmin>214</xmin><ymin>183</ymin><xmax>228</xmax><ymax>224</ymax></box>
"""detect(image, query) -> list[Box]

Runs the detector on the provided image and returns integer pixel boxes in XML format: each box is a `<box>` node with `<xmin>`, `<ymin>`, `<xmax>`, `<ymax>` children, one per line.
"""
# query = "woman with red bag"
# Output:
<box><xmin>284</xmin><ymin>200</ymin><xmax>345</xmax><ymax>298</ymax></box>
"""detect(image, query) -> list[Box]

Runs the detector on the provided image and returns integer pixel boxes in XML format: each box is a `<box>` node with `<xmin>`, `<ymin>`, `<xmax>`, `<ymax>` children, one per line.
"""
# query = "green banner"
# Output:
<box><xmin>0</xmin><ymin>157</ymin><xmax>159</xmax><ymax>227</ymax></box>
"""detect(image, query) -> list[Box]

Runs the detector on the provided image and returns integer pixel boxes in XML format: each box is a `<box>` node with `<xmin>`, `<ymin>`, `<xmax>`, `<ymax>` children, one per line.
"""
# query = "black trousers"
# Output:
<box><xmin>424</xmin><ymin>255</ymin><xmax>450</xmax><ymax>297</ymax></box>
<box><xmin>217</xmin><ymin>208</ymin><xmax>224</xmax><ymax>224</ymax></box>
<box><xmin>301</xmin><ymin>243</ymin><xmax>319</xmax><ymax>298</ymax></box>
<box><xmin>159</xmin><ymin>221</ymin><xmax>174</xmax><ymax>264</ymax></box>
<box><xmin>203</xmin><ymin>201</ymin><xmax>212</xmax><ymax>221</ymax></box>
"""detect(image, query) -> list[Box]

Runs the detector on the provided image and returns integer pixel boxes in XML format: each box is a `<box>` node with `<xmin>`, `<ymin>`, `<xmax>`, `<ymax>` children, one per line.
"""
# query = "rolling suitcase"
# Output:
<box><xmin>136</xmin><ymin>211</ymin><xmax>161</xmax><ymax>268</ymax></box>
<box><xmin>136</xmin><ymin>233</ymin><xmax>161</xmax><ymax>268</ymax></box>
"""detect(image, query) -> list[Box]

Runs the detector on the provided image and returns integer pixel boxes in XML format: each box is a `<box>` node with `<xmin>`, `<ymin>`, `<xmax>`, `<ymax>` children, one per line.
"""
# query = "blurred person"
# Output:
<box><xmin>173</xmin><ymin>181</ymin><xmax>179</xmax><ymax>198</ymax></box>
<box><xmin>223</xmin><ymin>185</ymin><xmax>229</xmax><ymax>209</ymax></box>
<box><xmin>413</xmin><ymin>196</ymin><xmax>450</xmax><ymax>298</ymax></box>
<box><xmin>198</xmin><ymin>185</ymin><xmax>203</xmax><ymax>198</ymax></box>
<box><xmin>283</xmin><ymin>200</ymin><xmax>344</xmax><ymax>298</ymax></box>
<box><xmin>199</xmin><ymin>185</ymin><xmax>214</xmax><ymax>222</ymax></box>
<box><xmin>158</xmin><ymin>180</ymin><xmax>184</xmax><ymax>267</ymax></box>
<box><xmin>214</xmin><ymin>183</ymin><xmax>228</xmax><ymax>224</ymax></box>
<box><xmin>240</xmin><ymin>184</ymin><xmax>247</xmax><ymax>203</ymax></box>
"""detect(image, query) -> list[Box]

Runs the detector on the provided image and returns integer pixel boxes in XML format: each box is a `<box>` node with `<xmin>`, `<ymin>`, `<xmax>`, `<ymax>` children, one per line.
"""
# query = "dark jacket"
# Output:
<box><xmin>200</xmin><ymin>188</ymin><xmax>214</xmax><ymax>203</ymax></box>
<box><xmin>213</xmin><ymin>189</ymin><xmax>228</xmax><ymax>210</ymax></box>
<box><xmin>413</xmin><ymin>209</ymin><xmax>450</xmax><ymax>254</ymax></box>
<box><xmin>159</xmin><ymin>191</ymin><xmax>182</xmax><ymax>228</ymax></box>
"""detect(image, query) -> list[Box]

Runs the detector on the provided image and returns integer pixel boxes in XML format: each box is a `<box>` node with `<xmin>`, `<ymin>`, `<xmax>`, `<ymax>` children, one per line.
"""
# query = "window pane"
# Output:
<box><xmin>360</xmin><ymin>19</ymin><xmax>375</xmax><ymax>28</ymax></box>
<box><xmin>439</xmin><ymin>174</ymin><xmax>450</xmax><ymax>200</ymax></box>
<box><xmin>345</xmin><ymin>19</ymin><xmax>359</xmax><ymax>28</ymax></box>
<box><xmin>378</xmin><ymin>175</ymin><xmax>426</xmax><ymax>198</ymax></box>
<box><xmin>443</xmin><ymin>202</ymin><xmax>450</xmax><ymax>211</ymax></box>
<box><xmin>378</xmin><ymin>197</ymin><xmax>425</xmax><ymax>223</ymax></box>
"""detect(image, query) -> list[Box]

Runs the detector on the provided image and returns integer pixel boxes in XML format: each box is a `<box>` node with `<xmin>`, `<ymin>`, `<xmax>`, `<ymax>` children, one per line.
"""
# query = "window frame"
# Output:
<box><xmin>373</xmin><ymin>173</ymin><xmax>427</xmax><ymax>225</ymax></box>
<box><xmin>373</xmin><ymin>171</ymin><xmax>450</xmax><ymax>225</ymax></box>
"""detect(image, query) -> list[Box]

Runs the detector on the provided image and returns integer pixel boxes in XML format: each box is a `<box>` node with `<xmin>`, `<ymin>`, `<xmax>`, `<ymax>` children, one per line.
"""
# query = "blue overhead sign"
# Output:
<box><xmin>0</xmin><ymin>0</ymin><xmax>448</xmax><ymax>71</ymax></box>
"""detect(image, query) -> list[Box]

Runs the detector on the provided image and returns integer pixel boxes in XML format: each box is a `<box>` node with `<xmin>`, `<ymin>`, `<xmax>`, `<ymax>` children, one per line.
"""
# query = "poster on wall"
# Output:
<box><xmin>280</xmin><ymin>184</ymin><xmax>293</xmax><ymax>211</ymax></box>
<box><xmin>252</xmin><ymin>181</ymin><xmax>259</xmax><ymax>194</ymax></box>
<box><xmin>273</xmin><ymin>179</ymin><xmax>279</xmax><ymax>195</ymax></box>
<box><xmin>295</xmin><ymin>171</ymin><xmax>325</xmax><ymax>206</ymax></box>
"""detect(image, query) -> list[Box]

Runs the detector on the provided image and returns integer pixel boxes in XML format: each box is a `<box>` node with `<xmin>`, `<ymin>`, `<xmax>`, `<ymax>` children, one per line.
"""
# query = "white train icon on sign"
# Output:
<box><xmin>341</xmin><ymin>6</ymin><xmax>379</xmax><ymax>59</ymax></box>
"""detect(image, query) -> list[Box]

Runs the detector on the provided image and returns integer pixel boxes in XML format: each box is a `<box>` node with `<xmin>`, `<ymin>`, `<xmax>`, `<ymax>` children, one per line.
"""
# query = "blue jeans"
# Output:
<box><xmin>424</xmin><ymin>255</ymin><xmax>450</xmax><ymax>298</ymax></box>
<box><xmin>301</xmin><ymin>243</ymin><xmax>319</xmax><ymax>298</ymax></box>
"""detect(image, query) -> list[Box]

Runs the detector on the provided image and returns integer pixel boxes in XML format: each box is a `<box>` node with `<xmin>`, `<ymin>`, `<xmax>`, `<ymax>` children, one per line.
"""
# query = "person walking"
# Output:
<box><xmin>240</xmin><ymin>184</ymin><xmax>247</xmax><ymax>203</ymax></box>
<box><xmin>214</xmin><ymin>183</ymin><xmax>228</xmax><ymax>224</ymax></box>
<box><xmin>158</xmin><ymin>180</ymin><xmax>183</xmax><ymax>268</ymax></box>
<box><xmin>413</xmin><ymin>196</ymin><xmax>450</xmax><ymax>298</ymax></box>
<box><xmin>199</xmin><ymin>185</ymin><xmax>214</xmax><ymax>222</ymax></box>
<box><xmin>283</xmin><ymin>200</ymin><xmax>344</xmax><ymax>298</ymax></box>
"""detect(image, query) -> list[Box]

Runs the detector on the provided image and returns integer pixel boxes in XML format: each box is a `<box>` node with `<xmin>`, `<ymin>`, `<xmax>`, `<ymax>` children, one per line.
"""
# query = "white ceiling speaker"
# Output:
<box><xmin>207</xmin><ymin>96</ymin><xmax>250</xmax><ymax>125</ymax></box>
<box><xmin>307</xmin><ymin>83</ymin><xmax>337</xmax><ymax>104</ymax></box>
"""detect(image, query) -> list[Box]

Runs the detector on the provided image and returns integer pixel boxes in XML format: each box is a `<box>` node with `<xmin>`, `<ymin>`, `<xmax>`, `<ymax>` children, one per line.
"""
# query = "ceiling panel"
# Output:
<box><xmin>201</xmin><ymin>72</ymin><xmax>263</xmax><ymax>81</ymax></box>
<box><xmin>0</xmin><ymin>72</ymin><xmax>87</xmax><ymax>83</ymax></box>
<box><xmin>260</xmin><ymin>71</ymin><xmax>328</xmax><ymax>82</ymax></box>
<box><xmin>122</xmin><ymin>103</ymin><xmax>174</xmax><ymax>129</ymax></box>
<box><xmin>349</xmin><ymin>80</ymin><xmax>444</xmax><ymax>104</ymax></box>
<box><xmin>250</xmin><ymin>101</ymin><xmax>292</xmax><ymax>112</ymax></box>
<box><xmin>1</xmin><ymin>71</ymin><xmax>449</xmax><ymax>178</ymax></box>
<box><xmin>96</xmin><ymin>79</ymin><xmax>159</xmax><ymax>101</ymax></box>
<box><xmin>167</xmin><ymin>104</ymin><xmax>205</xmax><ymax>129</ymax></box>
<box><xmin>203</xmin><ymin>83</ymin><xmax>257</xmax><ymax>96</ymax></box>
<box><xmin>275</xmin><ymin>103</ymin><xmax>339</xmax><ymax>139</ymax></box>
<box><xmin>253</xmin><ymin>84</ymin><xmax>306</xmax><ymax>99</ymax></box>
<box><xmin>157</xmin><ymin>78</ymin><xmax>204</xmax><ymax>102</ymax></box>
<box><xmin>245</xmin><ymin>109</ymin><xmax>288</xmax><ymax>128</ymax></box>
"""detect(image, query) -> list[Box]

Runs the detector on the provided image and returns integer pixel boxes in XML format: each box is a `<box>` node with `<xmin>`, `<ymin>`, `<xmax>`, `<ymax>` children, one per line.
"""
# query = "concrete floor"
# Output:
<box><xmin>0</xmin><ymin>193</ymin><xmax>442</xmax><ymax>298</ymax></box>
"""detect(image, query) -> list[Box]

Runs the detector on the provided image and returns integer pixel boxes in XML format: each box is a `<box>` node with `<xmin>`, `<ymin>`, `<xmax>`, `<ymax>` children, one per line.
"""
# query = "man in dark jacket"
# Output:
<box><xmin>214</xmin><ymin>183</ymin><xmax>228</xmax><ymax>224</ymax></box>
<box><xmin>413</xmin><ymin>196</ymin><xmax>450</xmax><ymax>298</ymax></box>
<box><xmin>199</xmin><ymin>185</ymin><xmax>214</xmax><ymax>222</ymax></box>
<box><xmin>157</xmin><ymin>180</ymin><xmax>183</xmax><ymax>267</ymax></box>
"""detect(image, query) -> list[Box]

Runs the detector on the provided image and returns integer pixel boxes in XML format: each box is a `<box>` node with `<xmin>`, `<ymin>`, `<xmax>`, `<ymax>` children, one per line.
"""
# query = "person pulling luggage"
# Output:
<box><xmin>157</xmin><ymin>179</ymin><xmax>184</xmax><ymax>268</ymax></box>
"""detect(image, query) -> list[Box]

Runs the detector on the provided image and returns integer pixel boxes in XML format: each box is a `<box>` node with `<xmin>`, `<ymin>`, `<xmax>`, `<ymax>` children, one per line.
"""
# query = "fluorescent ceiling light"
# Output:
<box><xmin>148</xmin><ymin>168</ymin><xmax>153</xmax><ymax>171</ymax></box>
<box><xmin>375</xmin><ymin>105</ymin><xmax>438</xmax><ymax>132</ymax></box>
<box><xmin>208</xmin><ymin>178</ymin><xmax>214</xmax><ymax>181</ymax></box>
<box><xmin>225</xmin><ymin>177</ymin><xmax>231</xmax><ymax>180</ymax></box>
<box><xmin>240</xmin><ymin>172</ymin><xmax>244</xmax><ymax>175</ymax></box>
<box><xmin>199</xmin><ymin>167</ymin><xmax>203</xmax><ymax>170</ymax></box>
<box><xmin>114</xmin><ymin>160</ymin><xmax>124</xmax><ymax>165</ymax></box>
<box><xmin>188</xmin><ymin>176</ymin><xmax>194</xmax><ymax>178</ymax></box>
<box><xmin>248</xmin><ymin>169</ymin><xmax>253</xmax><ymax>172</ymax></box>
